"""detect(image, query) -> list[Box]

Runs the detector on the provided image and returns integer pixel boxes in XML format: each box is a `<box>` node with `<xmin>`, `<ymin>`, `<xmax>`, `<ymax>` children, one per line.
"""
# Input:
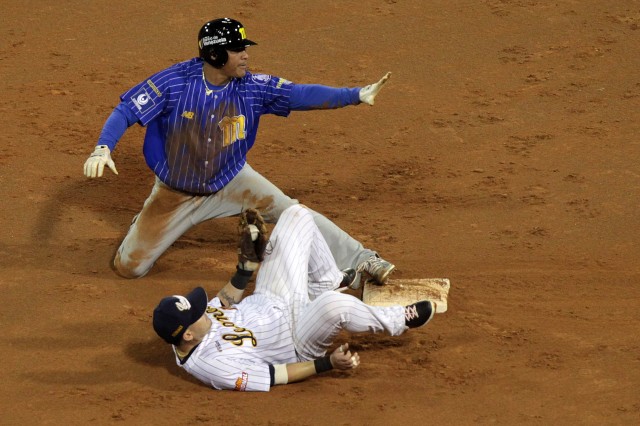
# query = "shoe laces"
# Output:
<box><xmin>405</xmin><ymin>304</ymin><xmax>419</xmax><ymax>322</ymax></box>
<box><xmin>357</xmin><ymin>255</ymin><xmax>379</xmax><ymax>273</ymax></box>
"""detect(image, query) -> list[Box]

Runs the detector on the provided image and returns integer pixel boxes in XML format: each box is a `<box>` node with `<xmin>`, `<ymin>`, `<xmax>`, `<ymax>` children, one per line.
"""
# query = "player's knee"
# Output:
<box><xmin>314</xmin><ymin>292</ymin><xmax>353</xmax><ymax>321</ymax></box>
<box><xmin>278</xmin><ymin>204</ymin><xmax>313</xmax><ymax>224</ymax></box>
<box><xmin>113</xmin><ymin>253</ymin><xmax>150</xmax><ymax>279</ymax></box>
<box><xmin>264</xmin><ymin>198</ymin><xmax>299</xmax><ymax>222</ymax></box>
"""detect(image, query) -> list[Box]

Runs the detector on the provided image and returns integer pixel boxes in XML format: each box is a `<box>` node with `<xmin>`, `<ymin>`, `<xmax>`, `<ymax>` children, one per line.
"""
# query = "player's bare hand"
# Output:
<box><xmin>330</xmin><ymin>343</ymin><xmax>360</xmax><ymax>370</ymax></box>
<box><xmin>359</xmin><ymin>72</ymin><xmax>391</xmax><ymax>106</ymax></box>
<box><xmin>84</xmin><ymin>145</ymin><xmax>118</xmax><ymax>178</ymax></box>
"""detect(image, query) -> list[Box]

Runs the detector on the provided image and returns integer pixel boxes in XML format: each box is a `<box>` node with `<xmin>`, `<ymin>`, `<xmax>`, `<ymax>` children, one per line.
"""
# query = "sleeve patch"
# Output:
<box><xmin>234</xmin><ymin>372</ymin><xmax>249</xmax><ymax>391</ymax></box>
<box><xmin>276</xmin><ymin>78</ymin><xmax>291</xmax><ymax>89</ymax></box>
<box><xmin>251</xmin><ymin>74</ymin><xmax>272</xmax><ymax>85</ymax></box>
<box><xmin>130</xmin><ymin>87</ymin><xmax>155</xmax><ymax>113</ymax></box>
<box><xmin>146</xmin><ymin>79</ymin><xmax>162</xmax><ymax>97</ymax></box>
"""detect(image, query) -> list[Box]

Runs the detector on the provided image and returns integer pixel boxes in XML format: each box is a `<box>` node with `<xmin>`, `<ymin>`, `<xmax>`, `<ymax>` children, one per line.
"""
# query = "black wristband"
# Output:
<box><xmin>314</xmin><ymin>356</ymin><xmax>333</xmax><ymax>374</ymax></box>
<box><xmin>230</xmin><ymin>267</ymin><xmax>253</xmax><ymax>290</ymax></box>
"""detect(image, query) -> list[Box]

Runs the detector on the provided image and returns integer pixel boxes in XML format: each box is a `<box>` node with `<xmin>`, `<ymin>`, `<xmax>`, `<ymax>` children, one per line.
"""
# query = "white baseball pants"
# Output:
<box><xmin>253</xmin><ymin>205</ymin><xmax>407</xmax><ymax>360</ymax></box>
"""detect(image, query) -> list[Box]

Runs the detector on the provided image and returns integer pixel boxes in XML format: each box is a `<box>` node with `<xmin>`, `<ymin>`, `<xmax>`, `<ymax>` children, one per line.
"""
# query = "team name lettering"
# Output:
<box><xmin>200</xmin><ymin>36</ymin><xmax>227</xmax><ymax>47</ymax></box>
<box><xmin>222</xmin><ymin>330</ymin><xmax>258</xmax><ymax>347</ymax></box>
<box><xmin>208</xmin><ymin>307</ymin><xmax>257</xmax><ymax>347</ymax></box>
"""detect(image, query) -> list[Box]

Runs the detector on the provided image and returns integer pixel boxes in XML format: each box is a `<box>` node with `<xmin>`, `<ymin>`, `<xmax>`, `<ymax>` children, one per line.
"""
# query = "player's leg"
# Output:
<box><xmin>214</xmin><ymin>163</ymin><xmax>389</xmax><ymax>279</ymax></box>
<box><xmin>307</xmin><ymin>211</ymin><xmax>374</xmax><ymax>272</ymax></box>
<box><xmin>293</xmin><ymin>291</ymin><xmax>408</xmax><ymax>360</ymax></box>
<box><xmin>253</xmin><ymin>205</ymin><xmax>343</xmax><ymax>321</ymax></box>
<box><xmin>305</xmin><ymin>211</ymin><xmax>350</xmax><ymax>299</ymax></box>
<box><xmin>195</xmin><ymin>163</ymin><xmax>295</xmax><ymax>221</ymax></box>
<box><xmin>113</xmin><ymin>179</ymin><xmax>201</xmax><ymax>278</ymax></box>
<box><xmin>311</xmin><ymin>211</ymin><xmax>396</xmax><ymax>287</ymax></box>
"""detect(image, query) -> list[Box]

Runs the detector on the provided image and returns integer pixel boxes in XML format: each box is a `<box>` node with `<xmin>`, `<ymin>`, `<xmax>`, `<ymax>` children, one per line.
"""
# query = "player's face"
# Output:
<box><xmin>188</xmin><ymin>313</ymin><xmax>212</xmax><ymax>341</ymax></box>
<box><xmin>222</xmin><ymin>47</ymin><xmax>249</xmax><ymax>78</ymax></box>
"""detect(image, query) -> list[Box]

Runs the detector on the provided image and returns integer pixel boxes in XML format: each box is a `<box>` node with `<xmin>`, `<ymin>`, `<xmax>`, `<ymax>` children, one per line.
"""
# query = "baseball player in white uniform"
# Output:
<box><xmin>153</xmin><ymin>205</ymin><xmax>436</xmax><ymax>391</ymax></box>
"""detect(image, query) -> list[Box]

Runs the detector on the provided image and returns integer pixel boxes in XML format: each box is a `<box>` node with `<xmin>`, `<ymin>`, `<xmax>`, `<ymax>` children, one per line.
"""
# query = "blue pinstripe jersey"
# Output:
<box><xmin>121</xmin><ymin>58</ymin><xmax>293</xmax><ymax>194</ymax></box>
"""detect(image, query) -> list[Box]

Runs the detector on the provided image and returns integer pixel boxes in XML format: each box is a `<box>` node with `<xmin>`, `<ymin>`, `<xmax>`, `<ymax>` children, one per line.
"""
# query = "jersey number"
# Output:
<box><xmin>219</xmin><ymin>115</ymin><xmax>246</xmax><ymax>147</ymax></box>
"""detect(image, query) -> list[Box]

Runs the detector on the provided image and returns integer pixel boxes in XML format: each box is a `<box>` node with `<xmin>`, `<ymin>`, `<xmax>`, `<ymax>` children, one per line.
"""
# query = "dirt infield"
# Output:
<box><xmin>2</xmin><ymin>1</ymin><xmax>639</xmax><ymax>424</ymax></box>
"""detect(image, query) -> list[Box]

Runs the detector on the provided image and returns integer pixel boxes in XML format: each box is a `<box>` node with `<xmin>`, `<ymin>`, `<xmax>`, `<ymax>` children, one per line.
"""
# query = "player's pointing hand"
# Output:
<box><xmin>359</xmin><ymin>72</ymin><xmax>391</xmax><ymax>106</ymax></box>
<box><xmin>84</xmin><ymin>145</ymin><xmax>118</xmax><ymax>178</ymax></box>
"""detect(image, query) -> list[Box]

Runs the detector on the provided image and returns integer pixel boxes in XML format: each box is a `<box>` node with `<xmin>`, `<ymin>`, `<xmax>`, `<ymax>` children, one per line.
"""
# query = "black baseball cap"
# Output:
<box><xmin>153</xmin><ymin>287</ymin><xmax>208</xmax><ymax>345</ymax></box>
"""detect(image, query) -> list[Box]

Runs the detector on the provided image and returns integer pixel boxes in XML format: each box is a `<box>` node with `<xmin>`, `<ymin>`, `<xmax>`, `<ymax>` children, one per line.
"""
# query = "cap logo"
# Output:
<box><xmin>239</xmin><ymin>27</ymin><xmax>247</xmax><ymax>39</ymax></box>
<box><xmin>174</xmin><ymin>295</ymin><xmax>191</xmax><ymax>311</ymax></box>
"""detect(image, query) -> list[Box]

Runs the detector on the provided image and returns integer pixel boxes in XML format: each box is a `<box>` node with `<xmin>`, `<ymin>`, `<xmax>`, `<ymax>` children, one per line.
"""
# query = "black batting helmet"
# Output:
<box><xmin>198</xmin><ymin>18</ymin><xmax>257</xmax><ymax>68</ymax></box>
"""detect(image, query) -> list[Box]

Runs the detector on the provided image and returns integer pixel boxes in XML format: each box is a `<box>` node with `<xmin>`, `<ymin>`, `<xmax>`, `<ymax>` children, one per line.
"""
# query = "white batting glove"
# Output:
<box><xmin>84</xmin><ymin>145</ymin><xmax>118</xmax><ymax>178</ymax></box>
<box><xmin>359</xmin><ymin>72</ymin><xmax>392</xmax><ymax>105</ymax></box>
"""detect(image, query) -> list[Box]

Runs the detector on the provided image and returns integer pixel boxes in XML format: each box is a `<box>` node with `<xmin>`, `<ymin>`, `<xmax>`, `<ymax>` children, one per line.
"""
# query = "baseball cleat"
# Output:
<box><xmin>336</xmin><ymin>268</ymin><xmax>358</xmax><ymax>292</ymax></box>
<box><xmin>404</xmin><ymin>300</ymin><xmax>436</xmax><ymax>328</ymax></box>
<box><xmin>358</xmin><ymin>255</ymin><xmax>395</xmax><ymax>285</ymax></box>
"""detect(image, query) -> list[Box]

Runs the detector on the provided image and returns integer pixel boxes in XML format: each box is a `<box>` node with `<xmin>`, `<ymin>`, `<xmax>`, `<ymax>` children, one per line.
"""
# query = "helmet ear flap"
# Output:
<box><xmin>205</xmin><ymin>47</ymin><xmax>228</xmax><ymax>68</ymax></box>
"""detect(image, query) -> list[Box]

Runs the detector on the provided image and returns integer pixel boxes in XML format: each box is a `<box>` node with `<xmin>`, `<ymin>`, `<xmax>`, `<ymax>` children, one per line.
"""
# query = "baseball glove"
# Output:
<box><xmin>237</xmin><ymin>208</ymin><xmax>268</xmax><ymax>271</ymax></box>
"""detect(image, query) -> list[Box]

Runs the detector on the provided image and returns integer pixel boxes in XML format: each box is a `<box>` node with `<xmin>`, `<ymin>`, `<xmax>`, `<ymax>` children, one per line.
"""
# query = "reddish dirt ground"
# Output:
<box><xmin>2</xmin><ymin>1</ymin><xmax>640</xmax><ymax>424</ymax></box>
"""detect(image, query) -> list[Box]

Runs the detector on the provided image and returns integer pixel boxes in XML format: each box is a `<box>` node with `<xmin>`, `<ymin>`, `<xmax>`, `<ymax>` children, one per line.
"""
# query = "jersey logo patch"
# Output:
<box><xmin>219</xmin><ymin>115</ymin><xmax>246</xmax><ymax>147</ymax></box>
<box><xmin>131</xmin><ymin>87</ymin><xmax>155</xmax><ymax>113</ymax></box>
<box><xmin>182</xmin><ymin>111</ymin><xmax>195</xmax><ymax>120</ymax></box>
<box><xmin>251</xmin><ymin>74</ymin><xmax>271</xmax><ymax>85</ymax></box>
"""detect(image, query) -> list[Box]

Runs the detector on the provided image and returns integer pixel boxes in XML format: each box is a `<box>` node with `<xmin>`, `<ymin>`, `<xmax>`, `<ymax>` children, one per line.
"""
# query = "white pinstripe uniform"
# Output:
<box><xmin>178</xmin><ymin>205</ymin><xmax>407</xmax><ymax>391</ymax></box>
<box><xmin>110</xmin><ymin>58</ymin><xmax>377</xmax><ymax>279</ymax></box>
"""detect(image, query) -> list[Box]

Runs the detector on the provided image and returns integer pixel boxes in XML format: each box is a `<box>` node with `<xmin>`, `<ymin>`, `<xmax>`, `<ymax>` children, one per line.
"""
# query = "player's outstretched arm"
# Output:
<box><xmin>289</xmin><ymin>72</ymin><xmax>391</xmax><ymax>110</ymax></box>
<box><xmin>84</xmin><ymin>103</ymin><xmax>138</xmax><ymax>178</ymax></box>
<box><xmin>271</xmin><ymin>344</ymin><xmax>360</xmax><ymax>386</ymax></box>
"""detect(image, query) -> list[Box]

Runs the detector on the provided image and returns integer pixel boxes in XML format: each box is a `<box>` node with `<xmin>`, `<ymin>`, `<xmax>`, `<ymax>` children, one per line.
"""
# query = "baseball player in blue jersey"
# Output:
<box><xmin>153</xmin><ymin>205</ymin><xmax>437</xmax><ymax>391</ymax></box>
<box><xmin>83</xmin><ymin>18</ymin><xmax>394</xmax><ymax>286</ymax></box>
